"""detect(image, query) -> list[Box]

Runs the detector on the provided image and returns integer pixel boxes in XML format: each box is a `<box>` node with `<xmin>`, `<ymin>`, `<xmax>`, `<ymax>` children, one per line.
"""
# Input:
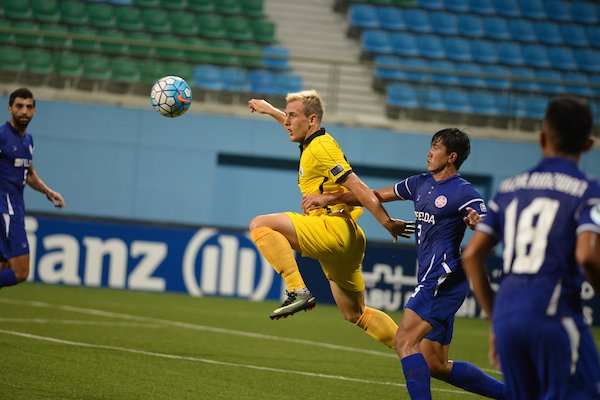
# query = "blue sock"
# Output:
<box><xmin>401</xmin><ymin>353</ymin><xmax>432</xmax><ymax>400</ymax></box>
<box><xmin>448</xmin><ymin>361</ymin><xmax>505</xmax><ymax>399</ymax></box>
<box><xmin>0</xmin><ymin>268</ymin><xmax>17</xmax><ymax>287</ymax></box>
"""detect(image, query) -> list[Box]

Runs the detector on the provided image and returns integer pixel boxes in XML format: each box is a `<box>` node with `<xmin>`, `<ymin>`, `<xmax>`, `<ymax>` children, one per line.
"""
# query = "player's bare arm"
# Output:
<box><xmin>247</xmin><ymin>99</ymin><xmax>286</xmax><ymax>124</ymax></box>
<box><xmin>462</xmin><ymin>230</ymin><xmax>496</xmax><ymax>317</ymax></box>
<box><xmin>301</xmin><ymin>185</ymin><xmax>398</xmax><ymax>213</ymax></box>
<box><xmin>576</xmin><ymin>231</ymin><xmax>600</xmax><ymax>291</ymax></box>
<box><xmin>26</xmin><ymin>165</ymin><xmax>65</xmax><ymax>208</ymax></box>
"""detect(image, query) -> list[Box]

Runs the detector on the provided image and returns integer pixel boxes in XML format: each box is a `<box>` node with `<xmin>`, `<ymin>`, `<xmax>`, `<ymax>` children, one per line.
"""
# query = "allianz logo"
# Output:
<box><xmin>25</xmin><ymin>217</ymin><xmax>277</xmax><ymax>300</ymax></box>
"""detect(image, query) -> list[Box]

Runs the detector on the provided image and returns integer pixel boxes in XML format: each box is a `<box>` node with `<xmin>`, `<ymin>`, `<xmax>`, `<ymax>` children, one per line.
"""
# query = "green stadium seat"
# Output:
<box><xmin>111</xmin><ymin>58</ymin><xmax>141</xmax><ymax>83</ymax></box>
<box><xmin>236</xmin><ymin>42</ymin><xmax>263</xmax><ymax>68</ymax></box>
<box><xmin>250</xmin><ymin>19</ymin><xmax>275</xmax><ymax>43</ymax></box>
<box><xmin>169</xmin><ymin>12</ymin><xmax>198</xmax><ymax>37</ymax></box>
<box><xmin>159</xmin><ymin>0</ymin><xmax>186</xmax><ymax>10</ymax></box>
<box><xmin>127</xmin><ymin>31</ymin><xmax>154</xmax><ymax>57</ymax></box>
<box><xmin>196</xmin><ymin>14</ymin><xmax>225</xmax><ymax>39</ymax></box>
<box><xmin>115</xmin><ymin>7</ymin><xmax>143</xmax><ymax>31</ymax></box>
<box><xmin>133</xmin><ymin>0</ymin><xmax>160</xmax><ymax>7</ymax></box>
<box><xmin>240</xmin><ymin>0</ymin><xmax>264</xmax><ymax>18</ymax></box>
<box><xmin>13</xmin><ymin>21</ymin><xmax>41</xmax><ymax>46</ymax></box>
<box><xmin>142</xmin><ymin>9</ymin><xmax>171</xmax><ymax>34</ymax></box>
<box><xmin>165</xmin><ymin>61</ymin><xmax>193</xmax><ymax>81</ymax></box>
<box><xmin>25</xmin><ymin>48</ymin><xmax>54</xmax><ymax>75</ymax></box>
<box><xmin>224</xmin><ymin>16</ymin><xmax>253</xmax><ymax>41</ymax></box>
<box><xmin>0</xmin><ymin>46</ymin><xmax>25</xmax><ymax>74</ymax></box>
<box><xmin>98</xmin><ymin>30</ymin><xmax>129</xmax><ymax>56</ymax></box>
<box><xmin>206</xmin><ymin>40</ymin><xmax>239</xmax><ymax>66</ymax></box>
<box><xmin>32</xmin><ymin>0</ymin><xmax>60</xmax><ymax>23</ymax></box>
<box><xmin>140</xmin><ymin>60</ymin><xmax>167</xmax><ymax>83</ymax></box>
<box><xmin>70</xmin><ymin>26</ymin><xmax>99</xmax><ymax>52</ymax></box>
<box><xmin>60</xmin><ymin>1</ymin><xmax>89</xmax><ymax>25</ymax></box>
<box><xmin>188</xmin><ymin>0</ymin><xmax>215</xmax><ymax>13</ymax></box>
<box><xmin>40</xmin><ymin>24</ymin><xmax>71</xmax><ymax>49</ymax></box>
<box><xmin>0</xmin><ymin>19</ymin><xmax>15</xmax><ymax>45</ymax></box>
<box><xmin>182</xmin><ymin>37</ymin><xmax>212</xmax><ymax>64</ymax></box>
<box><xmin>2</xmin><ymin>0</ymin><xmax>32</xmax><ymax>20</ymax></box>
<box><xmin>87</xmin><ymin>3</ymin><xmax>116</xmax><ymax>29</ymax></box>
<box><xmin>82</xmin><ymin>54</ymin><xmax>111</xmax><ymax>81</ymax></box>
<box><xmin>153</xmin><ymin>34</ymin><xmax>186</xmax><ymax>61</ymax></box>
<box><xmin>216</xmin><ymin>0</ymin><xmax>242</xmax><ymax>15</ymax></box>
<box><xmin>55</xmin><ymin>52</ymin><xmax>82</xmax><ymax>79</ymax></box>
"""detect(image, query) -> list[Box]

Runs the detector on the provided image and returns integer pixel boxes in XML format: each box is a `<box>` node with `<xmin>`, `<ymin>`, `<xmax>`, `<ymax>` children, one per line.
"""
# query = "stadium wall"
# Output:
<box><xmin>9</xmin><ymin>98</ymin><xmax>600</xmax><ymax>241</ymax></box>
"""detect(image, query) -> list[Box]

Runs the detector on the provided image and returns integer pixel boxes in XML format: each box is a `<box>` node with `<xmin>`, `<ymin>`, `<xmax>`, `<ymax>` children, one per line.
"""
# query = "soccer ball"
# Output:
<box><xmin>150</xmin><ymin>76</ymin><xmax>192</xmax><ymax>118</ymax></box>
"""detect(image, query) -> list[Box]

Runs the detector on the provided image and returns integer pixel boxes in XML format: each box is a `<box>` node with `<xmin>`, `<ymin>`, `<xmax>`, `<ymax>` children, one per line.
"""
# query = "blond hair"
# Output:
<box><xmin>286</xmin><ymin>90</ymin><xmax>324</xmax><ymax>122</ymax></box>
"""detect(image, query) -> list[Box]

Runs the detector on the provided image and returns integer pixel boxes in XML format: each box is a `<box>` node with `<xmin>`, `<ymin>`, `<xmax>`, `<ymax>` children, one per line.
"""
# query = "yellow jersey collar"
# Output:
<box><xmin>299</xmin><ymin>128</ymin><xmax>326</xmax><ymax>153</ymax></box>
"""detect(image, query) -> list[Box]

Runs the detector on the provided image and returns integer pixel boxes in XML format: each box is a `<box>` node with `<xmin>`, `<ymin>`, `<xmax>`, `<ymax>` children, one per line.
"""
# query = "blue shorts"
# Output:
<box><xmin>405</xmin><ymin>272</ymin><xmax>469</xmax><ymax>345</ymax></box>
<box><xmin>0</xmin><ymin>213</ymin><xmax>29</xmax><ymax>260</ymax></box>
<box><xmin>495</xmin><ymin>313</ymin><xmax>600</xmax><ymax>400</ymax></box>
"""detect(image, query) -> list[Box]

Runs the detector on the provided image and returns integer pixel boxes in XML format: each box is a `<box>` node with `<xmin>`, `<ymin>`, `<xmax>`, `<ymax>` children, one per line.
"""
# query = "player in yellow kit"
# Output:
<box><xmin>248</xmin><ymin>90</ymin><xmax>414</xmax><ymax>349</ymax></box>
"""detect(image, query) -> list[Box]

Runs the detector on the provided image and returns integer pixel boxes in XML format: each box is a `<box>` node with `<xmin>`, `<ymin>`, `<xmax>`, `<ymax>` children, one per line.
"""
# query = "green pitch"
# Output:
<box><xmin>1</xmin><ymin>284</ymin><xmax>599</xmax><ymax>400</ymax></box>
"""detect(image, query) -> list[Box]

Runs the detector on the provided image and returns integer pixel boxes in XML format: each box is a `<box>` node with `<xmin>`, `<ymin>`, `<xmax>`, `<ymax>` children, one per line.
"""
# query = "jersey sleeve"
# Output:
<box><xmin>308</xmin><ymin>138</ymin><xmax>353</xmax><ymax>184</ymax></box>
<box><xmin>458</xmin><ymin>183</ymin><xmax>487</xmax><ymax>218</ymax></box>
<box><xmin>476</xmin><ymin>193</ymin><xmax>501</xmax><ymax>239</ymax></box>
<box><xmin>393</xmin><ymin>175</ymin><xmax>421</xmax><ymax>201</ymax></box>
<box><xmin>576</xmin><ymin>183</ymin><xmax>600</xmax><ymax>235</ymax></box>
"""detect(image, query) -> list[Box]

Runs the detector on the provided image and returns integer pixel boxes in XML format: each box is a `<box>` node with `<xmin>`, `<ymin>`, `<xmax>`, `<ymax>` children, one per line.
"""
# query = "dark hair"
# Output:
<box><xmin>431</xmin><ymin>128</ymin><xmax>471</xmax><ymax>169</ymax></box>
<box><xmin>9</xmin><ymin>88</ymin><xmax>35</xmax><ymax>107</ymax></box>
<box><xmin>544</xmin><ymin>96</ymin><xmax>593</xmax><ymax>155</ymax></box>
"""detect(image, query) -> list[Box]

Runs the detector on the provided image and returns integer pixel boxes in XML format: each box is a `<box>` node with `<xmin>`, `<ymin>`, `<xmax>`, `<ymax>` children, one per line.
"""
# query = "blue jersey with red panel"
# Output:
<box><xmin>0</xmin><ymin>122</ymin><xmax>33</xmax><ymax>216</ymax></box>
<box><xmin>395</xmin><ymin>173</ymin><xmax>486</xmax><ymax>283</ymax></box>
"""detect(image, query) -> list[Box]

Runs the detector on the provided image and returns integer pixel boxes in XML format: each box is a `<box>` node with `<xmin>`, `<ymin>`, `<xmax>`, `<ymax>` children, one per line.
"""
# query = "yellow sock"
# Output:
<box><xmin>355</xmin><ymin>306</ymin><xmax>399</xmax><ymax>349</ymax></box>
<box><xmin>250</xmin><ymin>227</ymin><xmax>306</xmax><ymax>291</ymax></box>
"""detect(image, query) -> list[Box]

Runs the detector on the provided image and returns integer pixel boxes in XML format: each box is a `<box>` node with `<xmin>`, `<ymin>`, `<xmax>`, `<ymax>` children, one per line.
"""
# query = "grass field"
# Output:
<box><xmin>1</xmin><ymin>284</ymin><xmax>599</xmax><ymax>400</ymax></box>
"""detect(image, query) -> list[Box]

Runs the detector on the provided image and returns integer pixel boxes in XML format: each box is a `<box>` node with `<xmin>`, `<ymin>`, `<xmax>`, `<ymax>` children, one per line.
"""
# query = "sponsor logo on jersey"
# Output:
<box><xmin>434</xmin><ymin>195</ymin><xmax>447</xmax><ymax>208</ymax></box>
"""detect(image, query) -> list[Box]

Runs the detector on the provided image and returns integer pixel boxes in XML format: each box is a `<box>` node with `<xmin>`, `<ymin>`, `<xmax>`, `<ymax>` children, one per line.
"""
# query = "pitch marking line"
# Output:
<box><xmin>0</xmin><ymin>328</ymin><xmax>477</xmax><ymax>396</ymax></box>
<box><xmin>0</xmin><ymin>298</ymin><xmax>501</xmax><ymax>376</ymax></box>
<box><xmin>0</xmin><ymin>317</ymin><xmax>163</xmax><ymax>328</ymax></box>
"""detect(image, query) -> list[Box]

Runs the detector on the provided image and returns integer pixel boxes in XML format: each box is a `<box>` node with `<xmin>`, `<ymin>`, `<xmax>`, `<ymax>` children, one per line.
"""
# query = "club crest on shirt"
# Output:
<box><xmin>591</xmin><ymin>204</ymin><xmax>600</xmax><ymax>225</ymax></box>
<box><xmin>435</xmin><ymin>195</ymin><xmax>447</xmax><ymax>208</ymax></box>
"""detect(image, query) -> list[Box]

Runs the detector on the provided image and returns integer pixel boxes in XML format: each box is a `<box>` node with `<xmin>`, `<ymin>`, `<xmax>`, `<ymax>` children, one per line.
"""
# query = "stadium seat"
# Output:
<box><xmin>515</xmin><ymin>95</ymin><xmax>547</xmax><ymax>119</ymax></box>
<box><xmin>32</xmin><ymin>0</ymin><xmax>60</xmax><ymax>23</ymax></box>
<box><xmin>13</xmin><ymin>21</ymin><xmax>41</xmax><ymax>47</ymax></box>
<box><xmin>127</xmin><ymin>31</ymin><xmax>154</xmax><ymax>57</ymax></box>
<box><xmin>430</xmin><ymin>60</ymin><xmax>459</xmax><ymax>86</ymax></box>
<box><xmin>87</xmin><ymin>3</ymin><xmax>116</xmax><ymax>29</ymax></box>
<box><xmin>402</xmin><ymin>9</ymin><xmax>431</xmax><ymax>33</ymax></box>
<box><xmin>206</xmin><ymin>40</ymin><xmax>240</xmax><ymax>66</ymax></box>
<box><xmin>249</xmin><ymin>69</ymin><xmax>275</xmax><ymax>95</ymax></box>
<box><xmin>0</xmin><ymin>46</ymin><xmax>25</xmax><ymax>77</ymax></box>
<box><xmin>585</xmin><ymin>26</ymin><xmax>600</xmax><ymax>48</ymax></box>
<box><xmin>589</xmin><ymin>75</ymin><xmax>600</xmax><ymax>97</ymax></box>
<box><xmin>142</xmin><ymin>9</ymin><xmax>171</xmax><ymax>34</ymax></box>
<box><xmin>111</xmin><ymin>58</ymin><xmax>140</xmax><ymax>83</ymax></box>
<box><xmin>546</xmin><ymin>47</ymin><xmax>577</xmax><ymax>71</ymax></box>
<box><xmin>443</xmin><ymin>37</ymin><xmax>472</xmax><ymax>62</ymax></box>
<box><xmin>374</xmin><ymin>55</ymin><xmax>403</xmax><ymax>81</ymax></box>
<box><xmin>169</xmin><ymin>12</ymin><xmax>199</xmax><ymax>37</ymax></box>
<box><xmin>165</xmin><ymin>61</ymin><xmax>193</xmax><ymax>81</ymax></box>
<box><xmin>81</xmin><ymin>54</ymin><xmax>112</xmax><ymax>81</ymax></box>
<box><xmin>482</xmin><ymin>16</ymin><xmax>510</xmax><ymax>40</ymax></box>
<box><xmin>188</xmin><ymin>0</ymin><xmax>215</xmax><ymax>13</ymax></box>
<box><xmin>455</xmin><ymin>63</ymin><xmax>485</xmax><ymax>88</ymax></box>
<box><xmin>507</xmin><ymin>19</ymin><xmax>536</xmax><ymax>43</ymax></box>
<box><xmin>468</xmin><ymin>0</ymin><xmax>495</xmax><ymax>15</ymax></box>
<box><xmin>55</xmin><ymin>52</ymin><xmax>82</xmax><ymax>79</ymax></box>
<box><xmin>224</xmin><ymin>16</ymin><xmax>254</xmax><ymax>41</ymax></box>
<box><xmin>535</xmin><ymin>69</ymin><xmax>564</xmax><ymax>95</ymax></box>
<box><xmin>468</xmin><ymin>91</ymin><xmax>499</xmax><ymax>116</ymax></box>
<box><xmin>457</xmin><ymin>14</ymin><xmax>483</xmax><ymax>37</ymax></box>
<box><xmin>236</xmin><ymin>42</ymin><xmax>263</xmax><ymax>68</ymax></box>
<box><xmin>492</xmin><ymin>0</ymin><xmax>520</xmax><ymax>18</ymax></box>
<box><xmin>376</xmin><ymin>7</ymin><xmax>406</xmax><ymax>31</ymax></box>
<box><xmin>0</xmin><ymin>19</ymin><xmax>14</xmax><ymax>45</ymax></box>
<box><xmin>39</xmin><ymin>24</ymin><xmax>71</xmax><ymax>49</ymax></box>
<box><xmin>262</xmin><ymin>46</ymin><xmax>289</xmax><ymax>70</ymax></box>
<box><xmin>518</xmin><ymin>0</ymin><xmax>546</xmax><ymax>19</ymax></box>
<box><xmin>415</xmin><ymin>34</ymin><xmax>445</xmax><ymax>59</ymax></box>
<box><xmin>418</xmin><ymin>86</ymin><xmax>446</xmax><ymax>112</ymax></box>
<box><xmin>563</xmin><ymin>76</ymin><xmax>594</xmax><ymax>102</ymax></box>
<box><xmin>98</xmin><ymin>30</ymin><xmax>129</xmax><ymax>56</ymax></box>
<box><xmin>3</xmin><ymin>0</ymin><xmax>32</xmax><ymax>20</ymax></box>
<box><xmin>543</xmin><ymin>1</ymin><xmax>572</xmax><ymax>23</ymax></box>
<box><xmin>481</xmin><ymin>64</ymin><xmax>510</xmax><ymax>90</ymax></box>
<box><xmin>494</xmin><ymin>94</ymin><xmax>512</xmax><ymax>116</ymax></box>
<box><xmin>196</xmin><ymin>14</ymin><xmax>226</xmax><ymax>40</ymax></box>
<box><xmin>521</xmin><ymin>44</ymin><xmax>550</xmax><ymax>69</ymax></box>
<box><xmin>222</xmin><ymin>66</ymin><xmax>250</xmax><ymax>92</ymax></box>
<box><xmin>533</xmin><ymin>22</ymin><xmax>563</xmax><ymax>45</ymax></box>
<box><xmin>573</xmin><ymin>49</ymin><xmax>600</xmax><ymax>73</ymax></box>
<box><xmin>470</xmin><ymin>39</ymin><xmax>497</xmax><ymax>64</ymax></box>
<box><xmin>443</xmin><ymin>0</ymin><xmax>469</xmax><ymax>13</ymax></box>
<box><xmin>216</xmin><ymin>0</ymin><xmax>242</xmax><ymax>15</ymax></box>
<box><xmin>159</xmin><ymin>0</ymin><xmax>186</xmax><ymax>10</ymax></box>
<box><xmin>570</xmin><ymin>2</ymin><xmax>598</xmax><ymax>25</ymax></box>
<box><xmin>362</xmin><ymin>30</ymin><xmax>393</xmax><ymax>56</ymax></box>
<box><xmin>273</xmin><ymin>72</ymin><xmax>303</xmax><ymax>94</ymax></box>
<box><xmin>140</xmin><ymin>59</ymin><xmax>166</xmax><ymax>83</ymax></box>
<box><xmin>182</xmin><ymin>37</ymin><xmax>211</xmax><ymax>64</ymax></box>
<box><xmin>133</xmin><ymin>0</ymin><xmax>160</xmax><ymax>7</ymax></box>
<box><xmin>417</xmin><ymin>0</ymin><xmax>444</xmax><ymax>10</ymax></box>
<box><xmin>193</xmin><ymin>64</ymin><xmax>225</xmax><ymax>91</ymax></box>
<box><xmin>443</xmin><ymin>89</ymin><xmax>471</xmax><ymax>114</ymax></box>
<box><xmin>390</xmin><ymin>32</ymin><xmax>418</xmax><ymax>57</ymax></box>
<box><xmin>60</xmin><ymin>1</ymin><xmax>89</xmax><ymax>25</ymax></box>
<box><xmin>387</xmin><ymin>83</ymin><xmax>419</xmax><ymax>109</ymax></box>
<box><xmin>429</xmin><ymin>12</ymin><xmax>458</xmax><ymax>35</ymax></box>
<box><xmin>240</xmin><ymin>0</ymin><xmax>264</xmax><ymax>18</ymax></box>
<box><xmin>509</xmin><ymin>66</ymin><xmax>538</xmax><ymax>91</ymax></box>
<box><xmin>349</xmin><ymin>5</ymin><xmax>380</xmax><ymax>30</ymax></box>
<box><xmin>250</xmin><ymin>20</ymin><xmax>276</xmax><ymax>43</ymax></box>
<box><xmin>153</xmin><ymin>35</ymin><xmax>186</xmax><ymax>61</ymax></box>
<box><xmin>560</xmin><ymin>24</ymin><xmax>588</xmax><ymax>48</ymax></box>
<box><xmin>115</xmin><ymin>7</ymin><xmax>143</xmax><ymax>31</ymax></box>
<box><xmin>70</xmin><ymin>26</ymin><xmax>99</xmax><ymax>52</ymax></box>
<box><xmin>25</xmin><ymin>48</ymin><xmax>54</xmax><ymax>76</ymax></box>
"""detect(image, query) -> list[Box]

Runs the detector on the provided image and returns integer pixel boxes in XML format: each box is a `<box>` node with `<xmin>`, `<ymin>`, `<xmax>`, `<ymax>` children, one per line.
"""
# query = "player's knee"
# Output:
<box><xmin>249</xmin><ymin>215</ymin><xmax>270</xmax><ymax>231</ymax></box>
<box><xmin>344</xmin><ymin>310</ymin><xmax>362</xmax><ymax>324</ymax></box>
<box><xmin>395</xmin><ymin>328</ymin><xmax>418</xmax><ymax>357</ymax></box>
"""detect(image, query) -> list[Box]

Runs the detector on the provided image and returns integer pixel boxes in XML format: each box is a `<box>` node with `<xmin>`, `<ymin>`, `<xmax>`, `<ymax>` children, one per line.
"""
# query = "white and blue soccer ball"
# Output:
<box><xmin>150</xmin><ymin>76</ymin><xmax>192</xmax><ymax>118</ymax></box>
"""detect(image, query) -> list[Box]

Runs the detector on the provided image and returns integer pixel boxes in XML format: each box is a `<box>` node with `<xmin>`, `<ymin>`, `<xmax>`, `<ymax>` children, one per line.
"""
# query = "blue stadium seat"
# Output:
<box><xmin>221</xmin><ymin>67</ymin><xmax>250</xmax><ymax>92</ymax></box>
<box><xmin>590</xmin><ymin>75</ymin><xmax>600</xmax><ymax>97</ymax></box>
<box><xmin>273</xmin><ymin>72</ymin><xmax>302</xmax><ymax>94</ymax></box>
<box><xmin>376</xmin><ymin>7</ymin><xmax>406</xmax><ymax>31</ymax></box>
<box><xmin>418</xmin><ymin>87</ymin><xmax>446</xmax><ymax>111</ymax></box>
<box><xmin>546</xmin><ymin>47</ymin><xmax>577</xmax><ymax>71</ymax></box>
<box><xmin>443</xmin><ymin>88</ymin><xmax>472</xmax><ymax>114</ymax></box>
<box><xmin>570</xmin><ymin>2</ymin><xmax>598</xmax><ymax>25</ymax></box>
<box><xmin>456</xmin><ymin>63</ymin><xmax>485</xmax><ymax>88</ymax></box>
<box><xmin>563</xmin><ymin>72</ymin><xmax>593</xmax><ymax>97</ymax></box>
<box><xmin>482</xmin><ymin>16</ymin><xmax>510</xmax><ymax>40</ymax></box>
<box><xmin>403</xmin><ymin>9</ymin><xmax>432</xmax><ymax>33</ymax></box>
<box><xmin>497</xmin><ymin>42</ymin><xmax>524</xmax><ymax>66</ymax></box>
<box><xmin>515</xmin><ymin>95</ymin><xmax>547</xmax><ymax>119</ymax></box>
<box><xmin>389</xmin><ymin>58</ymin><xmax>431</xmax><ymax>83</ymax></box>
<box><xmin>481</xmin><ymin>64</ymin><xmax>510</xmax><ymax>90</ymax></box>
<box><xmin>469</xmin><ymin>91</ymin><xmax>499</xmax><ymax>116</ymax></box>
<box><xmin>586</xmin><ymin>26</ymin><xmax>600</xmax><ymax>48</ymax></box>
<box><xmin>417</xmin><ymin>0</ymin><xmax>444</xmax><ymax>10</ymax></box>
<box><xmin>543</xmin><ymin>1</ymin><xmax>572</xmax><ymax>23</ymax></box>
<box><xmin>533</xmin><ymin>22</ymin><xmax>563</xmax><ymax>45</ymax></box>
<box><xmin>430</xmin><ymin>60</ymin><xmax>459</xmax><ymax>86</ymax></box>
<box><xmin>262</xmin><ymin>46</ymin><xmax>289</xmax><ymax>70</ymax></box>
<box><xmin>518</xmin><ymin>0</ymin><xmax>546</xmax><ymax>19</ymax></box>
<box><xmin>391</xmin><ymin>32</ymin><xmax>419</xmax><ymax>57</ymax></box>
<box><xmin>457</xmin><ymin>14</ymin><xmax>483</xmax><ymax>37</ymax></box>
<box><xmin>349</xmin><ymin>5</ymin><xmax>380</xmax><ymax>30</ymax></box>
<box><xmin>361</xmin><ymin>30</ymin><xmax>393</xmax><ymax>56</ymax></box>
<box><xmin>507</xmin><ymin>19</ymin><xmax>536</xmax><ymax>43</ymax></box>
<box><xmin>468</xmin><ymin>0</ymin><xmax>495</xmax><ymax>15</ymax></box>
<box><xmin>387</xmin><ymin>83</ymin><xmax>420</xmax><ymax>109</ymax></box>
<box><xmin>494</xmin><ymin>94</ymin><xmax>512</xmax><ymax>116</ymax></box>
<box><xmin>193</xmin><ymin>64</ymin><xmax>224</xmax><ymax>91</ymax></box>
<box><xmin>493</xmin><ymin>0</ymin><xmax>521</xmax><ymax>18</ymax></box>
<box><xmin>560</xmin><ymin>24</ymin><xmax>588</xmax><ymax>48</ymax></box>
<box><xmin>429</xmin><ymin>12</ymin><xmax>458</xmax><ymax>36</ymax></box>
<box><xmin>509</xmin><ymin>66</ymin><xmax>538</xmax><ymax>91</ymax></box>
<box><xmin>574</xmin><ymin>49</ymin><xmax>600</xmax><ymax>73</ymax></box>
<box><xmin>374</xmin><ymin>55</ymin><xmax>404</xmax><ymax>81</ymax></box>
<box><xmin>416</xmin><ymin>34</ymin><xmax>445</xmax><ymax>59</ymax></box>
<box><xmin>249</xmin><ymin>69</ymin><xmax>275</xmax><ymax>94</ymax></box>
<box><xmin>521</xmin><ymin>44</ymin><xmax>550</xmax><ymax>69</ymax></box>
<box><xmin>443</xmin><ymin>0</ymin><xmax>470</xmax><ymax>13</ymax></box>
<box><xmin>535</xmin><ymin>69</ymin><xmax>564</xmax><ymax>95</ymax></box>
<box><xmin>470</xmin><ymin>39</ymin><xmax>497</xmax><ymax>64</ymax></box>
<box><xmin>443</xmin><ymin>37</ymin><xmax>472</xmax><ymax>62</ymax></box>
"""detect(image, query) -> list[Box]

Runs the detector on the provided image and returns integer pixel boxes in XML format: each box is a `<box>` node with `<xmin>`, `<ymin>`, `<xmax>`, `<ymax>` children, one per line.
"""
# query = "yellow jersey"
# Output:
<box><xmin>298</xmin><ymin>128</ymin><xmax>362</xmax><ymax>218</ymax></box>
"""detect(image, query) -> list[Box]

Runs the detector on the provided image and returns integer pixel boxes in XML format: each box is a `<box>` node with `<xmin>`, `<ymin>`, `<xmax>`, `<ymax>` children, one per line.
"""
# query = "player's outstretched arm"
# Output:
<box><xmin>576</xmin><ymin>231</ymin><xmax>600</xmax><ymax>292</ymax></box>
<box><xmin>462</xmin><ymin>231</ymin><xmax>495</xmax><ymax>317</ymax></box>
<box><xmin>301</xmin><ymin>186</ymin><xmax>398</xmax><ymax>213</ymax></box>
<box><xmin>247</xmin><ymin>99</ymin><xmax>286</xmax><ymax>124</ymax></box>
<box><xmin>26</xmin><ymin>166</ymin><xmax>65</xmax><ymax>208</ymax></box>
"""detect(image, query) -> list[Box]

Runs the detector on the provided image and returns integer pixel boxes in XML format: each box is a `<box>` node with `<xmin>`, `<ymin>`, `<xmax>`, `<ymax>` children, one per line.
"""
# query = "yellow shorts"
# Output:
<box><xmin>285</xmin><ymin>212</ymin><xmax>366</xmax><ymax>292</ymax></box>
